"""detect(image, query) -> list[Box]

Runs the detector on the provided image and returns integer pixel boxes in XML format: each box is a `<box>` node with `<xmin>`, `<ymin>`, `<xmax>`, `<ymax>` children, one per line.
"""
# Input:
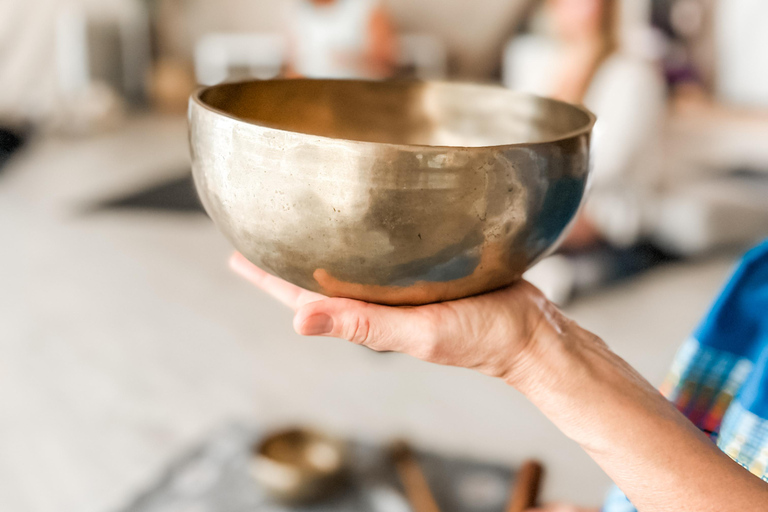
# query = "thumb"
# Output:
<box><xmin>293</xmin><ymin>298</ymin><xmax>439</xmax><ymax>357</ymax></box>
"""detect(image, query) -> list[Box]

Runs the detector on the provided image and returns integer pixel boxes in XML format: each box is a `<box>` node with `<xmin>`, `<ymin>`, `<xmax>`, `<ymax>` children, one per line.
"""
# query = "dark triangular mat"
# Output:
<box><xmin>91</xmin><ymin>171</ymin><xmax>206</xmax><ymax>214</ymax></box>
<box><xmin>0</xmin><ymin>126</ymin><xmax>29</xmax><ymax>174</ymax></box>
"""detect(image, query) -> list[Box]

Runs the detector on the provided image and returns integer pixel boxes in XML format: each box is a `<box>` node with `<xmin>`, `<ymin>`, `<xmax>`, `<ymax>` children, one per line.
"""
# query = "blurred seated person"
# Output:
<box><xmin>504</xmin><ymin>0</ymin><xmax>668</xmax><ymax>302</ymax></box>
<box><xmin>286</xmin><ymin>0</ymin><xmax>397</xmax><ymax>79</ymax></box>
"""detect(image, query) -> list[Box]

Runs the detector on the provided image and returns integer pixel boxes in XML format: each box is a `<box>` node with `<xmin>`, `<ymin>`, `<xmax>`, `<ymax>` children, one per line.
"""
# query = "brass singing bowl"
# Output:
<box><xmin>250</xmin><ymin>428</ymin><xmax>346</xmax><ymax>503</ymax></box>
<box><xmin>189</xmin><ymin>79</ymin><xmax>594</xmax><ymax>305</ymax></box>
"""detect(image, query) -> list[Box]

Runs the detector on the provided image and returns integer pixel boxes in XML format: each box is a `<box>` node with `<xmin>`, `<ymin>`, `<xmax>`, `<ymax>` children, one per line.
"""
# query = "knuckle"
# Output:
<box><xmin>344</xmin><ymin>312</ymin><xmax>372</xmax><ymax>346</ymax></box>
<box><xmin>414</xmin><ymin>323</ymin><xmax>441</xmax><ymax>361</ymax></box>
<box><xmin>414</xmin><ymin>343</ymin><xmax>437</xmax><ymax>361</ymax></box>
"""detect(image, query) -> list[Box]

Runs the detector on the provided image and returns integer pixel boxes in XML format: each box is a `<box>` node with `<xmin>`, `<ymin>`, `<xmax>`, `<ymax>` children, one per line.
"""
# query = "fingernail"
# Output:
<box><xmin>301</xmin><ymin>314</ymin><xmax>334</xmax><ymax>336</ymax></box>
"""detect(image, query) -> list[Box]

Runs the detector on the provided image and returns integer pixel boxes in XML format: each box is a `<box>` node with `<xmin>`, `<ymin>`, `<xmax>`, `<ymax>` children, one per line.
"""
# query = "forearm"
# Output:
<box><xmin>510</xmin><ymin>314</ymin><xmax>768</xmax><ymax>511</ymax></box>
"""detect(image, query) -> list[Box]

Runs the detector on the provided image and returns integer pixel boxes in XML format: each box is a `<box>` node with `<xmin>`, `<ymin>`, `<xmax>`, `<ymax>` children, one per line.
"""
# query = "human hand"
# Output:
<box><xmin>229</xmin><ymin>252</ymin><xmax>565</xmax><ymax>383</ymax></box>
<box><xmin>230</xmin><ymin>252</ymin><xmax>768</xmax><ymax>512</ymax></box>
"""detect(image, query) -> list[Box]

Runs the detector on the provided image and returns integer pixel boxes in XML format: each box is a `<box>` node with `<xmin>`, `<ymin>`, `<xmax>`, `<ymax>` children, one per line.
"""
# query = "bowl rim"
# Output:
<box><xmin>190</xmin><ymin>78</ymin><xmax>597</xmax><ymax>151</ymax></box>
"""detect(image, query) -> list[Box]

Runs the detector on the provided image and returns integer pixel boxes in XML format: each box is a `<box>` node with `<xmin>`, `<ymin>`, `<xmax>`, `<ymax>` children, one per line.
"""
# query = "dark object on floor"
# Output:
<box><xmin>505</xmin><ymin>460</ymin><xmax>543</xmax><ymax>512</ymax></box>
<box><xmin>567</xmin><ymin>242</ymin><xmax>679</xmax><ymax>298</ymax></box>
<box><xmin>390</xmin><ymin>440</ymin><xmax>443</xmax><ymax>512</ymax></box>
<box><xmin>93</xmin><ymin>172</ymin><xmax>205</xmax><ymax>213</ymax></box>
<box><xmin>121</xmin><ymin>424</ymin><xmax>516</xmax><ymax>512</ymax></box>
<box><xmin>0</xmin><ymin>126</ymin><xmax>28</xmax><ymax>172</ymax></box>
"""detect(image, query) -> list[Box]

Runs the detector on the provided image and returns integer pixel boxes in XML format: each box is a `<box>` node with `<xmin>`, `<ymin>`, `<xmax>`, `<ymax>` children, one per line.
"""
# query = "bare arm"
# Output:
<box><xmin>514</xmin><ymin>313</ymin><xmax>767</xmax><ymax>512</ymax></box>
<box><xmin>231</xmin><ymin>253</ymin><xmax>768</xmax><ymax>512</ymax></box>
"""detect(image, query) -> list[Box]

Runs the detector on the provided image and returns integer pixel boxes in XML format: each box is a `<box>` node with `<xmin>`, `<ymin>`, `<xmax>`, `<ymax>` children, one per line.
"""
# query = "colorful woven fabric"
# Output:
<box><xmin>603</xmin><ymin>239</ymin><xmax>768</xmax><ymax>511</ymax></box>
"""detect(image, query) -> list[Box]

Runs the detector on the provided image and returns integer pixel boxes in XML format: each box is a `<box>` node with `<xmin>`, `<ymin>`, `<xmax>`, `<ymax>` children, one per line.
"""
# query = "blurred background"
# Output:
<box><xmin>2</xmin><ymin>0</ymin><xmax>768</xmax><ymax>511</ymax></box>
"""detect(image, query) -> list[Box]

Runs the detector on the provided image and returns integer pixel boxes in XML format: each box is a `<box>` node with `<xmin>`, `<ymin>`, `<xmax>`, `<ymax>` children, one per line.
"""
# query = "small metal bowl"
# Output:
<box><xmin>250</xmin><ymin>428</ymin><xmax>346</xmax><ymax>503</ymax></box>
<box><xmin>189</xmin><ymin>79</ymin><xmax>595</xmax><ymax>305</ymax></box>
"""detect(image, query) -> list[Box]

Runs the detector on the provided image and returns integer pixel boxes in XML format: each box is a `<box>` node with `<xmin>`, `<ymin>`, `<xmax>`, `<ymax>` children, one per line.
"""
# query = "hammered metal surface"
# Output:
<box><xmin>189</xmin><ymin>80</ymin><xmax>594</xmax><ymax>305</ymax></box>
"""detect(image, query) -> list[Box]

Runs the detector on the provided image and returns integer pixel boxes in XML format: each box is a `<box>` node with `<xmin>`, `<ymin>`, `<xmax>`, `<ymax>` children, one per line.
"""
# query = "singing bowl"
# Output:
<box><xmin>189</xmin><ymin>79</ymin><xmax>594</xmax><ymax>305</ymax></box>
<box><xmin>250</xmin><ymin>428</ymin><xmax>346</xmax><ymax>503</ymax></box>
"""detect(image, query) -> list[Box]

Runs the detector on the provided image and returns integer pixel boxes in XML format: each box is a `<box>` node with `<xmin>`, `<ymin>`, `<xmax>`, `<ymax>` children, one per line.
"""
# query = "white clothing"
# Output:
<box><xmin>291</xmin><ymin>0</ymin><xmax>380</xmax><ymax>79</ymax></box>
<box><xmin>715</xmin><ymin>0</ymin><xmax>768</xmax><ymax>107</ymax></box>
<box><xmin>0</xmin><ymin>0</ymin><xmax>62</xmax><ymax>123</ymax></box>
<box><xmin>0</xmin><ymin>0</ymin><xmax>139</xmax><ymax>127</ymax></box>
<box><xmin>504</xmin><ymin>35</ymin><xmax>667</xmax><ymax>246</ymax></box>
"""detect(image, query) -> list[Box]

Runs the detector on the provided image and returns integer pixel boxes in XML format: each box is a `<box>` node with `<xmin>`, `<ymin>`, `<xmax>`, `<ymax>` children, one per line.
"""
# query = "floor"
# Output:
<box><xmin>0</xmin><ymin>115</ymin><xmax>739</xmax><ymax>512</ymax></box>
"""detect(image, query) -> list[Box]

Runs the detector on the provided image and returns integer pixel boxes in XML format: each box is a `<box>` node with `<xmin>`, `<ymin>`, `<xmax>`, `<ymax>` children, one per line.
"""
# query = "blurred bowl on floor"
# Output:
<box><xmin>250</xmin><ymin>428</ymin><xmax>346</xmax><ymax>503</ymax></box>
<box><xmin>189</xmin><ymin>79</ymin><xmax>594</xmax><ymax>305</ymax></box>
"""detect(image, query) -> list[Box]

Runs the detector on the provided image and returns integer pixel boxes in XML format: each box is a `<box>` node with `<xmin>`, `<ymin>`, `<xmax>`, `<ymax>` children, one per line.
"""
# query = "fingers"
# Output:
<box><xmin>230</xmin><ymin>252</ymin><xmax>443</xmax><ymax>359</ymax></box>
<box><xmin>293</xmin><ymin>298</ymin><xmax>440</xmax><ymax>357</ymax></box>
<box><xmin>229</xmin><ymin>252</ymin><xmax>324</xmax><ymax>310</ymax></box>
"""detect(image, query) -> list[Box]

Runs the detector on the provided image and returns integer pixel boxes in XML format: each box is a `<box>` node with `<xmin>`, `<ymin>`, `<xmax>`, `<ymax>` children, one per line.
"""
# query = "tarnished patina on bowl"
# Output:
<box><xmin>189</xmin><ymin>79</ymin><xmax>595</xmax><ymax>305</ymax></box>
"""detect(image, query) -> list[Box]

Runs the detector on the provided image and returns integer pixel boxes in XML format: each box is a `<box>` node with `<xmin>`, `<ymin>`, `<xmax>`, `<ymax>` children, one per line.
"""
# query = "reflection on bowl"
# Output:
<box><xmin>189</xmin><ymin>79</ymin><xmax>594</xmax><ymax>305</ymax></box>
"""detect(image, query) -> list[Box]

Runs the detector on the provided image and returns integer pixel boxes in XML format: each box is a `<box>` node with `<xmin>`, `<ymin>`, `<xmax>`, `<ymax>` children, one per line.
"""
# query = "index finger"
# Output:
<box><xmin>229</xmin><ymin>252</ymin><xmax>324</xmax><ymax>310</ymax></box>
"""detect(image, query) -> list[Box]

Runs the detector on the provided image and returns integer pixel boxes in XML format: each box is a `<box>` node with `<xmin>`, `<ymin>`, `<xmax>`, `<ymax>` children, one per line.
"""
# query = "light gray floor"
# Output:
<box><xmin>0</xmin><ymin>115</ymin><xmax>738</xmax><ymax>512</ymax></box>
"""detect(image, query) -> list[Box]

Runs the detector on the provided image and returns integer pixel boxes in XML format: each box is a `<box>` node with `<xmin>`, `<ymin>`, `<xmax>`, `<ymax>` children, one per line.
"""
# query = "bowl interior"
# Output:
<box><xmin>197</xmin><ymin>79</ymin><xmax>593</xmax><ymax>148</ymax></box>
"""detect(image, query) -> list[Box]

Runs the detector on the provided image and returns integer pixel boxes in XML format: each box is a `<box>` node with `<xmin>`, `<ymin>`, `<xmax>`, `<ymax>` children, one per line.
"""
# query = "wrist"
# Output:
<box><xmin>501</xmin><ymin>305</ymin><xmax>643</xmax><ymax>450</ymax></box>
<box><xmin>503</xmin><ymin>306</ymin><xmax>598</xmax><ymax>399</ymax></box>
<box><xmin>504</xmin><ymin>311</ymin><xmax>689</xmax><ymax>453</ymax></box>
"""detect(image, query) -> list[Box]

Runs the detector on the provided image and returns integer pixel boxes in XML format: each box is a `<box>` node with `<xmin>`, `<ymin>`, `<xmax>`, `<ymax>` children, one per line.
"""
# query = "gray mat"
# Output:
<box><xmin>120</xmin><ymin>424</ymin><xmax>516</xmax><ymax>512</ymax></box>
<box><xmin>91</xmin><ymin>172</ymin><xmax>205</xmax><ymax>214</ymax></box>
